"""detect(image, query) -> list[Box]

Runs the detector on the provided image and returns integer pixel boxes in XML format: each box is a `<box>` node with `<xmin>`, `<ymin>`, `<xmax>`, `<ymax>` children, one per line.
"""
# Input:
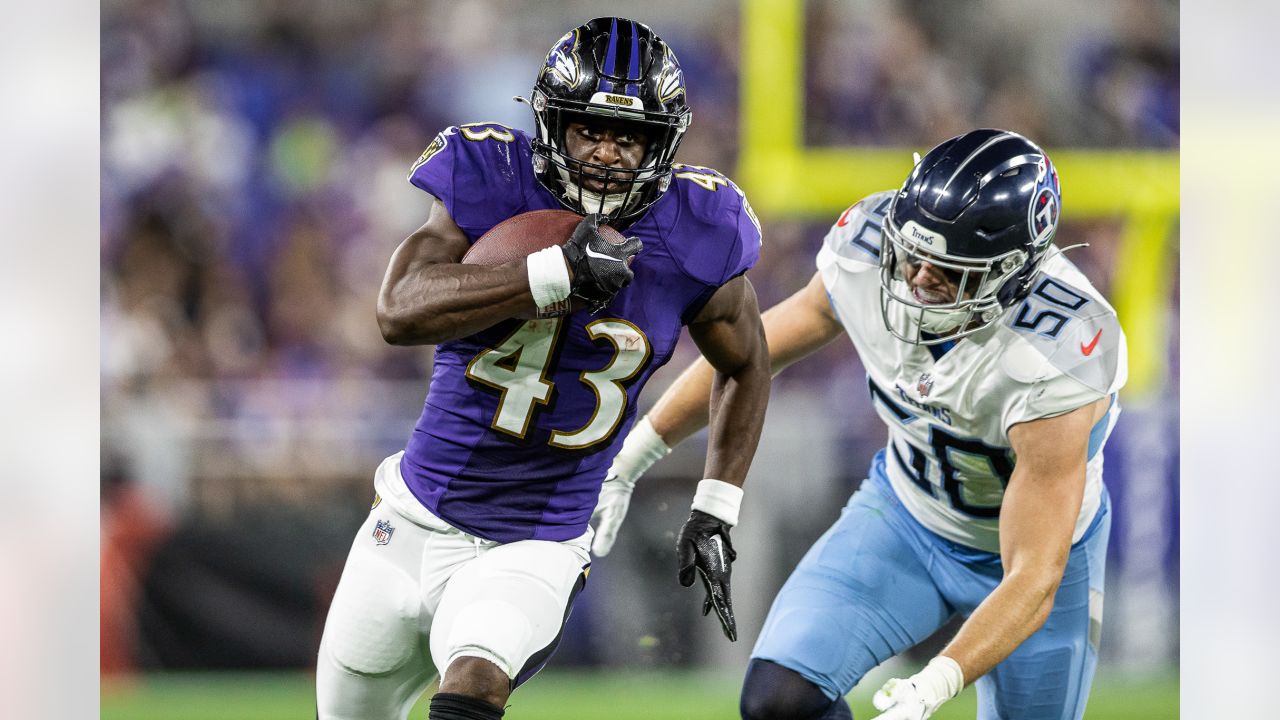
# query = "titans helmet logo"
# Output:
<box><xmin>1030</xmin><ymin>187</ymin><xmax>1060</xmax><ymax>247</ymax></box>
<box><xmin>656</xmin><ymin>45</ymin><xmax>685</xmax><ymax>103</ymax></box>
<box><xmin>1029</xmin><ymin>156</ymin><xmax>1061</xmax><ymax>247</ymax></box>
<box><xmin>545</xmin><ymin>30</ymin><xmax>582</xmax><ymax>88</ymax></box>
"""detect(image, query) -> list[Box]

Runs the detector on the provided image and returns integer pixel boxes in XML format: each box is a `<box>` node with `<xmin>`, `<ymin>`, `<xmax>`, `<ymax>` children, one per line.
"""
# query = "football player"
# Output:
<box><xmin>315</xmin><ymin>17</ymin><xmax>770</xmax><ymax>720</ymax></box>
<box><xmin>598</xmin><ymin>130</ymin><xmax>1127</xmax><ymax>720</ymax></box>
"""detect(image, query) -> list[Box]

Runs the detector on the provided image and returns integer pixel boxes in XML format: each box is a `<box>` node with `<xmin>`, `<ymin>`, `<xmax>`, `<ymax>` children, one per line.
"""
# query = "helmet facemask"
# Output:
<box><xmin>529</xmin><ymin>89</ymin><xmax>688</xmax><ymax>220</ymax></box>
<box><xmin>879</xmin><ymin>219</ymin><xmax>1028</xmax><ymax>345</ymax></box>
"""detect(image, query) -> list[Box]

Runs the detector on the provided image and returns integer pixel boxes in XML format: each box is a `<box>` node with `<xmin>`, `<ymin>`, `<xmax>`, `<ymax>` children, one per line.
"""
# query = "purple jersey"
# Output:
<box><xmin>400</xmin><ymin>123</ymin><xmax>761</xmax><ymax>542</ymax></box>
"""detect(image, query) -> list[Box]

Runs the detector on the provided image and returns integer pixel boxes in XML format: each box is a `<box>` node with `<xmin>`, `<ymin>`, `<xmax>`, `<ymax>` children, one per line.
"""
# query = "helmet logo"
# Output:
<box><xmin>1030</xmin><ymin>188</ymin><xmax>1059</xmax><ymax>247</ymax></box>
<box><xmin>901</xmin><ymin>220</ymin><xmax>948</xmax><ymax>254</ymax></box>
<box><xmin>545</xmin><ymin>30</ymin><xmax>582</xmax><ymax>88</ymax></box>
<box><xmin>656</xmin><ymin>46</ymin><xmax>685</xmax><ymax>103</ymax></box>
<box><xmin>590</xmin><ymin>91</ymin><xmax>644</xmax><ymax>110</ymax></box>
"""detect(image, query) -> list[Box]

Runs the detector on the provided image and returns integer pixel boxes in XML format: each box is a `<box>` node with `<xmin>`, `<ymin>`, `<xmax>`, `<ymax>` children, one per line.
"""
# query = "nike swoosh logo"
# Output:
<box><xmin>709</xmin><ymin>535</ymin><xmax>726</xmax><ymax>569</ymax></box>
<box><xmin>584</xmin><ymin>246</ymin><xmax>625</xmax><ymax>263</ymax></box>
<box><xmin>1081</xmin><ymin>329</ymin><xmax>1102</xmax><ymax>356</ymax></box>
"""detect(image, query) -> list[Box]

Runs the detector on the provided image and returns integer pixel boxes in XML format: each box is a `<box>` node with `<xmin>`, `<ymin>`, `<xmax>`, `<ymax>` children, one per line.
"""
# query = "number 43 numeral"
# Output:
<box><xmin>465</xmin><ymin>318</ymin><xmax>652</xmax><ymax>449</ymax></box>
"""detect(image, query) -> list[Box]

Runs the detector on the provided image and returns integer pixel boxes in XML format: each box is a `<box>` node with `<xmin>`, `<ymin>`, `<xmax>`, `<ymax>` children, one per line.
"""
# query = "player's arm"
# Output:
<box><xmin>377</xmin><ymin>199</ymin><xmax>639</xmax><ymax>345</ymax></box>
<box><xmin>377</xmin><ymin>195</ymin><xmax>542</xmax><ymax>344</ymax></box>
<box><xmin>591</xmin><ymin>271</ymin><xmax>843</xmax><ymax>555</ymax></box>
<box><xmin>652</xmin><ymin>270</ymin><xmax>845</xmax><ymax>445</ymax></box>
<box><xmin>686</xmin><ymin>274</ymin><xmax>771</xmax><ymax>490</ymax></box>
<box><xmin>872</xmin><ymin>396</ymin><xmax>1109</xmax><ymax>718</ymax></box>
<box><xmin>669</xmin><ymin>273</ymin><xmax>771</xmax><ymax>641</ymax></box>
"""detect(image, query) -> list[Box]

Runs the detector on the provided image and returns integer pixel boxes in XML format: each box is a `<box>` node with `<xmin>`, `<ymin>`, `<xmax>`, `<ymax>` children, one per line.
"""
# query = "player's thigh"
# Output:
<box><xmin>429</xmin><ymin>536</ymin><xmax>591</xmax><ymax>689</ymax></box>
<box><xmin>316</xmin><ymin>508</ymin><xmax>434</xmax><ymax>720</ymax></box>
<box><xmin>976</xmin><ymin>507</ymin><xmax>1111</xmax><ymax>720</ymax></box>
<box><xmin>750</xmin><ymin>482</ymin><xmax>951</xmax><ymax>700</ymax></box>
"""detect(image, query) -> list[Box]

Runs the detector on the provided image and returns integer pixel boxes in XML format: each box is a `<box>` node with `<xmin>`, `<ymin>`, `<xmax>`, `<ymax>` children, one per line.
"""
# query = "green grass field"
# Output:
<box><xmin>102</xmin><ymin>669</ymin><xmax>1177</xmax><ymax>719</ymax></box>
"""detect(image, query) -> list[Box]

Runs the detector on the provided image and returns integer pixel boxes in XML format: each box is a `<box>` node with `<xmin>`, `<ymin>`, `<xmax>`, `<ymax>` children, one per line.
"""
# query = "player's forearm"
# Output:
<box><xmin>647</xmin><ymin>357</ymin><xmax>718</xmax><ymax>445</ymax></box>
<box><xmin>939</xmin><ymin>568</ymin><xmax>1061</xmax><ymax>683</ymax></box>
<box><xmin>377</xmin><ymin>260</ymin><xmax>538</xmax><ymax>344</ymax></box>
<box><xmin>702</xmin><ymin>354</ymin><xmax>771</xmax><ymax>487</ymax></box>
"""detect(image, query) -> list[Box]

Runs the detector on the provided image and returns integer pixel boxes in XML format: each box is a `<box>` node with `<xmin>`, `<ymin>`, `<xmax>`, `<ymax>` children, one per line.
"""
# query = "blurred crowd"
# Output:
<box><xmin>101</xmin><ymin>0</ymin><xmax>1179</xmax><ymax>673</ymax></box>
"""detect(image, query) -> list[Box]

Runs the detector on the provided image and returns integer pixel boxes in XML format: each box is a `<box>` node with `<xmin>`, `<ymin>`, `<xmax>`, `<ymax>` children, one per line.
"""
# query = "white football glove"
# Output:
<box><xmin>590</xmin><ymin>416</ymin><xmax>670</xmax><ymax>556</ymax></box>
<box><xmin>871</xmin><ymin>657</ymin><xmax>964</xmax><ymax>720</ymax></box>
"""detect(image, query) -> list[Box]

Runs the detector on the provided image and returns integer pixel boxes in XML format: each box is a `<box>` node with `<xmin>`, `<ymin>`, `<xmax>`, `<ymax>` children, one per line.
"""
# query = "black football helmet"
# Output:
<box><xmin>879</xmin><ymin>129</ymin><xmax>1062</xmax><ymax>345</ymax></box>
<box><xmin>523</xmin><ymin>17</ymin><xmax>691</xmax><ymax>221</ymax></box>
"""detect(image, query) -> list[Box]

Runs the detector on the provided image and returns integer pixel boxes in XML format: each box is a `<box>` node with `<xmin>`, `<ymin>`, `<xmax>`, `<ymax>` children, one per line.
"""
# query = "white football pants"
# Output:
<box><xmin>316</xmin><ymin>453</ymin><xmax>592</xmax><ymax>720</ymax></box>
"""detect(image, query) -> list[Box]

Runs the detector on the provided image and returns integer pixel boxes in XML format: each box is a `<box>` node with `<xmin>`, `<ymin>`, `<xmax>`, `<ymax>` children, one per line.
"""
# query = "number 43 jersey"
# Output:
<box><xmin>818</xmin><ymin>191</ymin><xmax>1128</xmax><ymax>552</ymax></box>
<box><xmin>396</xmin><ymin>123</ymin><xmax>760</xmax><ymax>543</ymax></box>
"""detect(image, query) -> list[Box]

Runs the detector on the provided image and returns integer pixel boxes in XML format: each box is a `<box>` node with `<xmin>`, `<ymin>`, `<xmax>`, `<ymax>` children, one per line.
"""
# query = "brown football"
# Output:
<box><xmin>461</xmin><ymin>209</ymin><xmax>627</xmax><ymax>265</ymax></box>
<box><xmin>461</xmin><ymin>209</ymin><xmax>628</xmax><ymax>318</ymax></box>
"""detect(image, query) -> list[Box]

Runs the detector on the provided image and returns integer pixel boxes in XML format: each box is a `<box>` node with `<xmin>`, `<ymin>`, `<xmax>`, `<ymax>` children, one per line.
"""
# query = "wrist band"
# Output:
<box><xmin>526</xmin><ymin>246</ymin><xmax>571</xmax><ymax>311</ymax></box>
<box><xmin>691</xmin><ymin>478</ymin><xmax>744</xmax><ymax>527</ymax></box>
<box><xmin>612</xmin><ymin>416</ymin><xmax>671</xmax><ymax>484</ymax></box>
<box><xmin>914</xmin><ymin>656</ymin><xmax>964</xmax><ymax>701</ymax></box>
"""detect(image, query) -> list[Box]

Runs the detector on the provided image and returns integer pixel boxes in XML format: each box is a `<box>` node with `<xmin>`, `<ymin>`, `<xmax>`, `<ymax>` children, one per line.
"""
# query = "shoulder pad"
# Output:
<box><xmin>999</xmin><ymin>259</ymin><xmax>1127</xmax><ymax>396</ymax></box>
<box><xmin>816</xmin><ymin>190</ymin><xmax>895</xmax><ymax>277</ymax></box>
<box><xmin>663</xmin><ymin>163</ymin><xmax>762</xmax><ymax>286</ymax></box>
<box><xmin>406</xmin><ymin>123</ymin><xmax>533</xmax><ymax>236</ymax></box>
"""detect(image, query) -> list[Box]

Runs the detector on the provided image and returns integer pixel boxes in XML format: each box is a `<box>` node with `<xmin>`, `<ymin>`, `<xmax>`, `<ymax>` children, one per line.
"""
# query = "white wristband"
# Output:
<box><xmin>691</xmin><ymin>478</ymin><xmax>744</xmax><ymax>527</ymax></box>
<box><xmin>526</xmin><ymin>246</ymin><xmax>571</xmax><ymax>312</ymax></box>
<box><xmin>911</xmin><ymin>656</ymin><xmax>964</xmax><ymax>703</ymax></box>
<box><xmin>610</xmin><ymin>416</ymin><xmax>672</xmax><ymax>489</ymax></box>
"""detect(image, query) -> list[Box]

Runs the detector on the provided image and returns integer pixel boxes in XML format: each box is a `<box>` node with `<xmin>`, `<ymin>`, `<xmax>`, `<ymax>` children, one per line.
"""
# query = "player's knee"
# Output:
<box><xmin>439</xmin><ymin>656</ymin><xmax>511</xmax><ymax>709</ymax></box>
<box><xmin>740</xmin><ymin>659</ymin><xmax>841</xmax><ymax>720</ymax></box>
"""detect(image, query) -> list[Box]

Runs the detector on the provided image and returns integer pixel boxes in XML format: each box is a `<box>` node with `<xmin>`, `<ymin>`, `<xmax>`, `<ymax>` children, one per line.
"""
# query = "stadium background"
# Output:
<box><xmin>100</xmin><ymin>0</ymin><xmax>1179</xmax><ymax>717</ymax></box>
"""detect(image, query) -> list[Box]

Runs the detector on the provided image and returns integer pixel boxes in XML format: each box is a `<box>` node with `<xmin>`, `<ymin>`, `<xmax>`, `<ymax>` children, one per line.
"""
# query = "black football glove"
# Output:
<box><xmin>677</xmin><ymin>509</ymin><xmax>738</xmax><ymax>641</ymax></box>
<box><xmin>561</xmin><ymin>213</ymin><xmax>643</xmax><ymax>313</ymax></box>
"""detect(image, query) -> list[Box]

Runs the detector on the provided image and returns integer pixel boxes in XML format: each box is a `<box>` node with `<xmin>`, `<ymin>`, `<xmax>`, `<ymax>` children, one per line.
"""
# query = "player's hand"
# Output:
<box><xmin>871</xmin><ymin>658</ymin><xmax>963</xmax><ymax>720</ymax></box>
<box><xmin>677</xmin><ymin>509</ymin><xmax>738</xmax><ymax>641</ymax></box>
<box><xmin>562</xmin><ymin>213</ymin><xmax>643</xmax><ymax>313</ymax></box>
<box><xmin>590</xmin><ymin>416</ymin><xmax>672</xmax><ymax>556</ymax></box>
<box><xmin>590</xmin><ymin>468</ymin><xmax>637</xmax><ymax>556</ymax></box>
<box><xmin>871</xmin><ymin>678</ymin><xmax>936</xmax><ymax>720</ymax></box>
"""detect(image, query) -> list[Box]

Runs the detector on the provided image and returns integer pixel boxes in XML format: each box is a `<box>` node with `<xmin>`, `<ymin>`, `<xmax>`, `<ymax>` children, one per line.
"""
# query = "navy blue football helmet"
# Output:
<box><xmin>880</xmin><ymin>129</ymin><xmax>1062</xmax><ymax>345</ymax></box>
<box><xmin>524</xmin><ymin>17</ymin><xmax>691</xmax><ymax>220</ymax></box>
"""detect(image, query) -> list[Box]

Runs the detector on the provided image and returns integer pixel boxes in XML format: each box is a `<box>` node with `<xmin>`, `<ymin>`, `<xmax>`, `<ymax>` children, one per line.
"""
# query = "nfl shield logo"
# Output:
<box><xmin>373</xmin><ymin>519</ymin><xmax>394</xmax><ymax>545</ymax></box>
<box><xmin>917</xmin><ymin>373</ymin><xmax>934</xmax><ymax>398</ymax></box>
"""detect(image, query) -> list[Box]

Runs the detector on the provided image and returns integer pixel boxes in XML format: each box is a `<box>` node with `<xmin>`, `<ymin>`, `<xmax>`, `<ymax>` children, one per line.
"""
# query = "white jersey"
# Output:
<box><xmin>817</xmin><ymin>191</ymin><xmax>1128</xmax><ymax>552</ymax></box>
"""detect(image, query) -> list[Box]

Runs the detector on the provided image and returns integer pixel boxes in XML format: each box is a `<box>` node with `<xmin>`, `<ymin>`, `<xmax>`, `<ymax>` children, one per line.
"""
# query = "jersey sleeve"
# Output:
<box><xmin>406</xmin><ymin>124</ymin><xmax>530</xmax><ymax>239</ymax></box>
<box><xmin>1000</xmin><ymin>295</ymin><xmax>1129</xmax><ymax>430</ymax></box>
<box><xmin>815</xmin><ymin>190</ymin><xmax>895</xmax><ymax>290</ymax></box>
<box><xmin>659</xmin><ymin>168</ymin><xmax>762</xmax><ymax>324</ymax></box>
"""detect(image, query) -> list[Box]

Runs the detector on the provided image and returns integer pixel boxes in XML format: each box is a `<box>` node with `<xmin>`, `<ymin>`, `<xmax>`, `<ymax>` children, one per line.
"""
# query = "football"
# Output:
<box><xmin>461</xmin><ymin>208</ymin><xmax>627</xmax><ymax>265</ymax></box>
<box><xmin>462</xmin><ymin>209</ymin><xmax>629</xmax><ymax>318</ymax></box>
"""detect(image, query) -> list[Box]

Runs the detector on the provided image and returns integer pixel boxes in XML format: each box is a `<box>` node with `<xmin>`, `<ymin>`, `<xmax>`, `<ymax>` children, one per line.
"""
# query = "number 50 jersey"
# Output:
<box><xmin>397</xmin><ymin>123</ymin><xmax>760</xmax><ymax>544</ymax></box>
<box><xmin>818</xmin><ymin>191</ymin><xmax>1128</xmax><ymax>552</ymax></box>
